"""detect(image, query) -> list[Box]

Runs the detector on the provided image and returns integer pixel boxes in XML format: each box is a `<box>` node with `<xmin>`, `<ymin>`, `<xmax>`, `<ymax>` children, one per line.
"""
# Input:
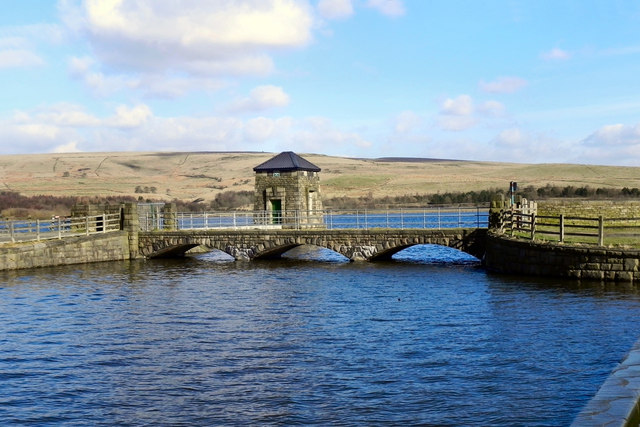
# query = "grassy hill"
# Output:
<box><xmin>1</xmin><ymin>151</ymin><xmax>639</xmax><ymax>202</ymax></box>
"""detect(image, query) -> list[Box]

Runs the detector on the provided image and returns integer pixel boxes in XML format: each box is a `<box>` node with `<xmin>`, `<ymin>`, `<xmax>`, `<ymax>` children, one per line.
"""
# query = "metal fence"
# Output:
<box><xmin>140</xmin><ymin>206</ymin><xmax>489</xmax><ymax>231</ymax></box>
<box><xmin>0</xmin><ymin>213</ymin><xmax>121</xmax><ymax>244</ymax></box>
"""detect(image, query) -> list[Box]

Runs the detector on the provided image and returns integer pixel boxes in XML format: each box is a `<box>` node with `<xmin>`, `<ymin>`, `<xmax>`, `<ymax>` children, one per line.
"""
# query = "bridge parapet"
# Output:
<box><xmin>138</xmin><ymin>204</ymin><xmax>490</xmax><ymax>232</ymax></box>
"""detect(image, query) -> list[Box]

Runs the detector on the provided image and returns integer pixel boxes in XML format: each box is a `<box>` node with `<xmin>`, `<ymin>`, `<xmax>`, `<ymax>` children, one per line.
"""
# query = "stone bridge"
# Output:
<box><xmin>137</xmin><ymin>228</ymin><xmax>487</xmax><ymax>261</ymax></box>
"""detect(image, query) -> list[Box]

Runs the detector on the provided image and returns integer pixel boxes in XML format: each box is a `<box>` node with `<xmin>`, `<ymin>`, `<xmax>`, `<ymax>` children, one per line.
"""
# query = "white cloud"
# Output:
<box><xmin>68</xmin><ymin>56</ymin><xmax>227</xmax><ymax>97</ymax></box>
<box><xmin>68</xmin><ymin>55</ymin><xmax>94</xmax><ymax>76</ymax></box>
<box><xmin>109</xmin><ymin>104</ymin><xmax>153</xmax><ymax>128</ymax></box>
<box><xmin>29</xmin><ymin>104</ymin><xmax>102</xmax><ymax>127</ymax></box>
<box><xmin>290</xmin><ymin>116</ymin><xmax>372</xmax><ymax>153</ymax></box>
<box><xmin>493</xmin><ymin>128</ymin><xmax>524</xmax><ymax>147</ymax></box>
<box><xmin>0</xmin><ymin>49</ymin><xmax>44</xmax><ymax>69</ymax></box>
<box><xmin>317</xmin><ymin>0</ymin><xmax>354</xmax><ymax>20</ymax></box>
<box><xmin>479</xmin><ymin>76</ymin><xmax>527</xmax><ymax>94</ymax></box>
<box><xmin>571</xmin><ymin>123</ymin><xmax>640</xmax><ymax>165</ymax></box>
<box><xmin>68</xmin><ymin>56</ymin><xmax>139</xmax><ymax>96</ymax></box>
<box><xmin>366</xmin><ymin>0</ymin><xmax>406</xmax><ymax>17</ymax></box>
<box><xmin>227</xmin><ymin>85</ymin><xmax>291</xmax><ymax>113</ymax></box>
<box><xmin>0</xmin><ymin>37</ymin><xmax>29</xmax><ymax>49</ymax></box>
<box><xmin>0</xmin><ymin>24</ymin><xmax>66</xmax><ymax>69</ymax></box>
<box><xmin>540</xmin><ymin>47</ymin><xmax>571</xmax><ymax>61</ymax></box>
<box><xmin>5</xmin><ymin>23</ymin><xmax>66</xmax><ymax>44</ymax></box>
<box><xmin>437</xmin><ymin>95</ymin><xmax>475</xmax><ymax>131</ymax></box>
<box><xmin>582</xmin><ymin>123</ymin><xmax>640</xmax><ymax>146</ymax></box>
<box><xmin>441</xmin><ymin>95</ymin><xmax>473</xmax><ymax>116</ymax></box>
<box><xmin>0</xmin><ymin>101</ymin><xmax>373</xmax><ymax>156</ymax></box>
<box><xmin>53</xmin><ymin>140</ymin><xmax>81</xmax><ymax>153</ymax></box>
<box><xmin>244</xmin><ymin>116</ymin><xmax>293</xmax><ymax>142</ymax></box>
<box><xmin>435</xmin><ymin>95</ymin><xmax>510</xmax><ymax>132</ymax></box>
<box><xmin>478</xmin><ymin>100</ymin><xmax>506</xmax><ymax>117</ymax></box>
<box><xmin>394</xmin><ymin>110</ymin><xmax>423</xmax><ymax>134</ymax></box>
<box><xmin>62</xmin><ymin>0</ymin><xmax>314</xmax><ymax>76</ymax></box>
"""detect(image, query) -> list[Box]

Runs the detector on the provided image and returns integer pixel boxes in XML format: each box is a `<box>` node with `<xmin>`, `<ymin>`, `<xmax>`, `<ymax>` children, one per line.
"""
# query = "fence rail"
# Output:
<box><xmin>502</xmin><ymin>210</ymin><xmax>640</xmax><ymax>247</ymax></box>
<box><xmin>0</xmin><ymin>213</ymin><xmax>121</xmax><ymax>244</ymax></box>
<box><xmin>140</xmin><ymin>206</ymin><xmax>490</xmax><ymax>231</ymax></box>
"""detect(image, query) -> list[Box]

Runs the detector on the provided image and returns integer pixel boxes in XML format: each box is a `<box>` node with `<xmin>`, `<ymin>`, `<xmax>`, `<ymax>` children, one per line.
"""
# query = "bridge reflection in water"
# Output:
<box><xmin>137</xmin><ymin>206</ymin><xmax>489</xmax><ymax>262</ymax></box>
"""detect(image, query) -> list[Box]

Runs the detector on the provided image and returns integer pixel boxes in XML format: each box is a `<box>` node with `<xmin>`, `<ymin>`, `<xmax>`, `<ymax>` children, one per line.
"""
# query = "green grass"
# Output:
<box><xmin>323</xmin><ymin>175</ymin><xmax>390</xmax><ymax>189</ymax></box>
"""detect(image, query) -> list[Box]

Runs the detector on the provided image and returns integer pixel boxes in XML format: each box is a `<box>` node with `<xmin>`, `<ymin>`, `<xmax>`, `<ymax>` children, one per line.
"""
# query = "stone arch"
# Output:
<box><xmin>253</xmin><ymin>243</ymin><xmax>303</xmax><ymax>260</ymax></box>
<box><xmin>138</xmin><ymin>228</ymin><xmax>487</xmax><ymax>262</ymax></box>
<box><xmin>150</xmin><ymin>243</ymin><xmax>201</xmax><ymax>258</ymax></box>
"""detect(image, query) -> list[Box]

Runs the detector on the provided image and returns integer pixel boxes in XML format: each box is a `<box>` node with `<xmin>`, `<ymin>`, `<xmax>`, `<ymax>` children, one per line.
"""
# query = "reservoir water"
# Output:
<box><xmin>1</xmin><ymin>245</ymin><xmax>640</xmax><ymax>425</ymax></box>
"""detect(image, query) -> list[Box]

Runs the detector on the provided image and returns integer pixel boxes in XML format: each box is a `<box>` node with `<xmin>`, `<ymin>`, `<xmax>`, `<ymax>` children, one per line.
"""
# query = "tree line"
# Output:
<box><xmin>2</xmin><ymin>184</ymin><xmax>640</xmax><ymax>218</ymax></box>
<box><xmin>322</xmin><ymin>184</ymin><xmax>640</xmax><ymax>209</ymax></box>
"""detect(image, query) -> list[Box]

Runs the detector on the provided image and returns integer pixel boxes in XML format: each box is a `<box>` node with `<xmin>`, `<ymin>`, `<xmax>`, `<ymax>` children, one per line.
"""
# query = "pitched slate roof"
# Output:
<box><xmin>253</xmin><ymin>151</ymin><xmax>321</xmax><ymax>172</ymax></box>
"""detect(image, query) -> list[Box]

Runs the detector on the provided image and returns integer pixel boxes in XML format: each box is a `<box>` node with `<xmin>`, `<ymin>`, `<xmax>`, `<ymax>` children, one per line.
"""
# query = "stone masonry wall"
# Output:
<box><xmin>254</xmin><ymin>171</ymin><xmax>322</xmax><ymax>227</ymax></box>
<box><xmin>484</xmin><ymin>231</ymin><xmax>640</xmax><ymax>282</ymax></box>
<box><xmin>539</xmin><ymin>200</ymin><xmax>640</xmax><ymax>221</ymax></box>
<box><xmin>0</xmin><ymin>232</ymin><xmax>131</xmax><ymax>271</ymax></box>
<box><xmin>138</xmin><ymin>228</ymin><xmax>486</xmax><ymax>261</ymax></box>
<box><xmin>254</xmin><ymin>171</ymin><xmax>321</xmax><ymax>210</ymax></box>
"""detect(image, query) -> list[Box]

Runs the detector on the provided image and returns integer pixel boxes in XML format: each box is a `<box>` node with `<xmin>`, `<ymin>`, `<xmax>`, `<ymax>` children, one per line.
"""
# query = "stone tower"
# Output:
<box><xmin>253</xmin><ymin>152</ymin><xmax>323</xmax><ymax>228</ymax></box>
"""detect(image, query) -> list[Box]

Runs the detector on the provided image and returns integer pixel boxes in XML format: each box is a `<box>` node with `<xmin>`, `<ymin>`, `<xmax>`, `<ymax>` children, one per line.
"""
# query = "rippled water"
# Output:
<box><xmin>1</xmin><ymin>245</ymin><xmax>640</xmax><ymax>426</ymax></box>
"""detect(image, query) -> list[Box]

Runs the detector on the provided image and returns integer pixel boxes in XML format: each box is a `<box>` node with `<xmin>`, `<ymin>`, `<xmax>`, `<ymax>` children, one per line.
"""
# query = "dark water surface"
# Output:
<box><xmin>1</xmin><ymin>245</ymin><xmax>640</xmax><ymax>426</ymax></box>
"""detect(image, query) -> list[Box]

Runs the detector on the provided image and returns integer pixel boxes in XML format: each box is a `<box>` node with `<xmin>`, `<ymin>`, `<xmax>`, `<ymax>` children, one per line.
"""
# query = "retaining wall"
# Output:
<box><xmin>484</xmin><ymin>231</ymin><xmax>640</xmax><ymax>282</ymax></box>
<box><xmin>571</xmin><ymin>337</ymin><xmax>640</xmax><ymax>426</ymax></box>
<box><xmin>0</xmin><ymin>232</ymin><xmax>130</xmax><ymax>271</ymax></box>
<box><xmin>539</xmin><ymin>200</ymin><xmax>640</xmax><ymax>221</ymax></box>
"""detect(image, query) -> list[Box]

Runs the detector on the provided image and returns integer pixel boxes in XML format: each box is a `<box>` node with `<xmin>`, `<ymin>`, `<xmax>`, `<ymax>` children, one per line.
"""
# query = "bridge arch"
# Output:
<box><xmin>137</xmin><ymin>229</ymin><xmax>487</xmax><ymax>262</ymax></box>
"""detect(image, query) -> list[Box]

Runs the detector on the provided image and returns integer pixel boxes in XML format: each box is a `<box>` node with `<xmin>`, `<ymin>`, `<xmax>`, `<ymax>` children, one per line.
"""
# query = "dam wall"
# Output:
<box><xmin>0</xmin><ymin>232</ymin><xmax>131</xmax><ymax>271</ymax></box>
<box><xmin>484</xmin><ymin>231</ymin><xmax>640</xmax><ymax>282</ymax></box>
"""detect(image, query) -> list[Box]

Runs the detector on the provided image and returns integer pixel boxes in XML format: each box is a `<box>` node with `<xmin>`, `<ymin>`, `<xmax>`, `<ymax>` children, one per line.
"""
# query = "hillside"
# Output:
<box><xmin>1</xmin><ymin>151</ymin><xmax>639</xmax><ymax>202</ymax></box>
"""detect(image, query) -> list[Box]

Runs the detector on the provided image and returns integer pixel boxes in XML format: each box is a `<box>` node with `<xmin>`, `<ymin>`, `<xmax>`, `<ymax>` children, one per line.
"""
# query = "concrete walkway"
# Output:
<box><xmin>572</xmin><ymin>338</ymin><xmax>640</xmax><ymax>426</ymax></box>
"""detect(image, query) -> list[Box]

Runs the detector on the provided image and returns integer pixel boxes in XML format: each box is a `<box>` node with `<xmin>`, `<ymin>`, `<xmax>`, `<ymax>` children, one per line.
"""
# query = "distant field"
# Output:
<box><xmin>1</xmin><ymin>151</ymin><xmax>639</xmax><ymax>202</ymax></box>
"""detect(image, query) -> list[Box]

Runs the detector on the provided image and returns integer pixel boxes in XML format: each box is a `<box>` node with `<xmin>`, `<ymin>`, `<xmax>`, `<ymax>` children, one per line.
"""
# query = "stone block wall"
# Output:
<box><xmin>0</xmin><ymin>232</ymin><xmax>131</xmax><ymax>271</ymax></box>
<box><xmin>254</xmin><ymin>171</ymin><xmax>323</xmax><ymax>227</ymax></box>
<box><xmin>484</xmin><ymin>231</ymin><xmax>640</xmax><ymax>282</ymax></box>
<box><xmin>71</xmin><ymin>203</ymin><xmax>123</xmax><ymax>217</ymax></box>
<box><xmin>539</xmin><ymin>200</ymin><xmax>640</xmax><ymax>221</ymax></box>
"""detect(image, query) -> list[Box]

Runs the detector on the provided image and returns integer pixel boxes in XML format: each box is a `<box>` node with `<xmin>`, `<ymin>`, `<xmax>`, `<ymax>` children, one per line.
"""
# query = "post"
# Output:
<box><xmin>36</xmin><ymin>219</ymin><xmax>40</xmax><ymax>240</ymax></box>
<box><xmin>10</xmin><ymin>221</ymin><xmax>14</xmax><ymax>243</ymax></box>
<box><xmin>598</xmin><ymin>215</ymin><xmax>604</xmax><ymax>246</ymax></box>
<box><xmin>58</xmin><ymin>217</ymin><xmax>62</xmax><ymax>239</ymax></box>
<box><xmin>85</xmin><ymin>216</ymin><xmax>89</xmax><ymax>235</ymax></box>
<box><xmin>559</xmin><ymin>214</ymin><xmax>565</xmax><ymax>243</ymax></box>
<box><xmin>530</xmin><ymin>213</ymin><xmax>536</xmax><ymax>240</ymax></box>
<box><xmin>122</xmin><ymin>203</ymin><xmax>140</xmax><ymax>259</ymax></box>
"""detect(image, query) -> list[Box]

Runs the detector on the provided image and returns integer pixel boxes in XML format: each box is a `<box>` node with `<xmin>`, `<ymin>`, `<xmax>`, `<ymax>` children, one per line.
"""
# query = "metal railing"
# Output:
<box><xmin>502</xmin><ymin>209</ymin><xmax>640</xmax><ymax>247</ymax></box>
<box><xmin>0</xmin><ymin>213</ymin><xmax>121</xmax><ymax>244</ymax></box>
<box><xmin>139</xmin><ymin>206</ymin><xmax>490</xmax><ymax>231</ymax></box>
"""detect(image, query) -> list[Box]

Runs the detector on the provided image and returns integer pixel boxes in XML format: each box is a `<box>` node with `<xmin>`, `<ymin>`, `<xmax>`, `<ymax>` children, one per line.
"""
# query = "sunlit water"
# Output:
<box><xmin>1</xmin><ymin>245</ymin><xmax>640</xmax><ymax>425</ymax></box>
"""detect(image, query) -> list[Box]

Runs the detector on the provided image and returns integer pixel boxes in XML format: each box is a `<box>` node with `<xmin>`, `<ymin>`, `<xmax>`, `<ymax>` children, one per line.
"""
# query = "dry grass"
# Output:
<box><xmin>1</xmin><ymin>151</ymin><xmax>640</xmax><ymax>201</ymax></box>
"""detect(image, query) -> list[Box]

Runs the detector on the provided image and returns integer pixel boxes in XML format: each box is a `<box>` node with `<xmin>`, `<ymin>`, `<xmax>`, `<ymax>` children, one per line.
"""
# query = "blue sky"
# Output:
<box><xmin>1</xmin><ymin>0</ymin><xmax>640</xmax><ymax>165</ymax></box>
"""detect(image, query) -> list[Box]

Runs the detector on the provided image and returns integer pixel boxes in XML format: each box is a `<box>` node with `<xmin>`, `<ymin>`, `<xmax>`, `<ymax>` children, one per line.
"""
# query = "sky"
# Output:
<box><xmin>1</xmin><ymin>0</ymin><xmax>640</xmax><ymax>165</ymax></box>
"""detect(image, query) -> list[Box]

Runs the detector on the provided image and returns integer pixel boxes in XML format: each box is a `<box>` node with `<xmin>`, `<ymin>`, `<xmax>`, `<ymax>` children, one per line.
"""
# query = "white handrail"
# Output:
<box><xmin>138</xmin><ymin>206</ymin><xmax>490</xmax><ymax>231</ymax></box>
<box><xmin>0</xmin><ymin>212</ymin><xmax>121</xmax><ymax>244</ymax></box>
